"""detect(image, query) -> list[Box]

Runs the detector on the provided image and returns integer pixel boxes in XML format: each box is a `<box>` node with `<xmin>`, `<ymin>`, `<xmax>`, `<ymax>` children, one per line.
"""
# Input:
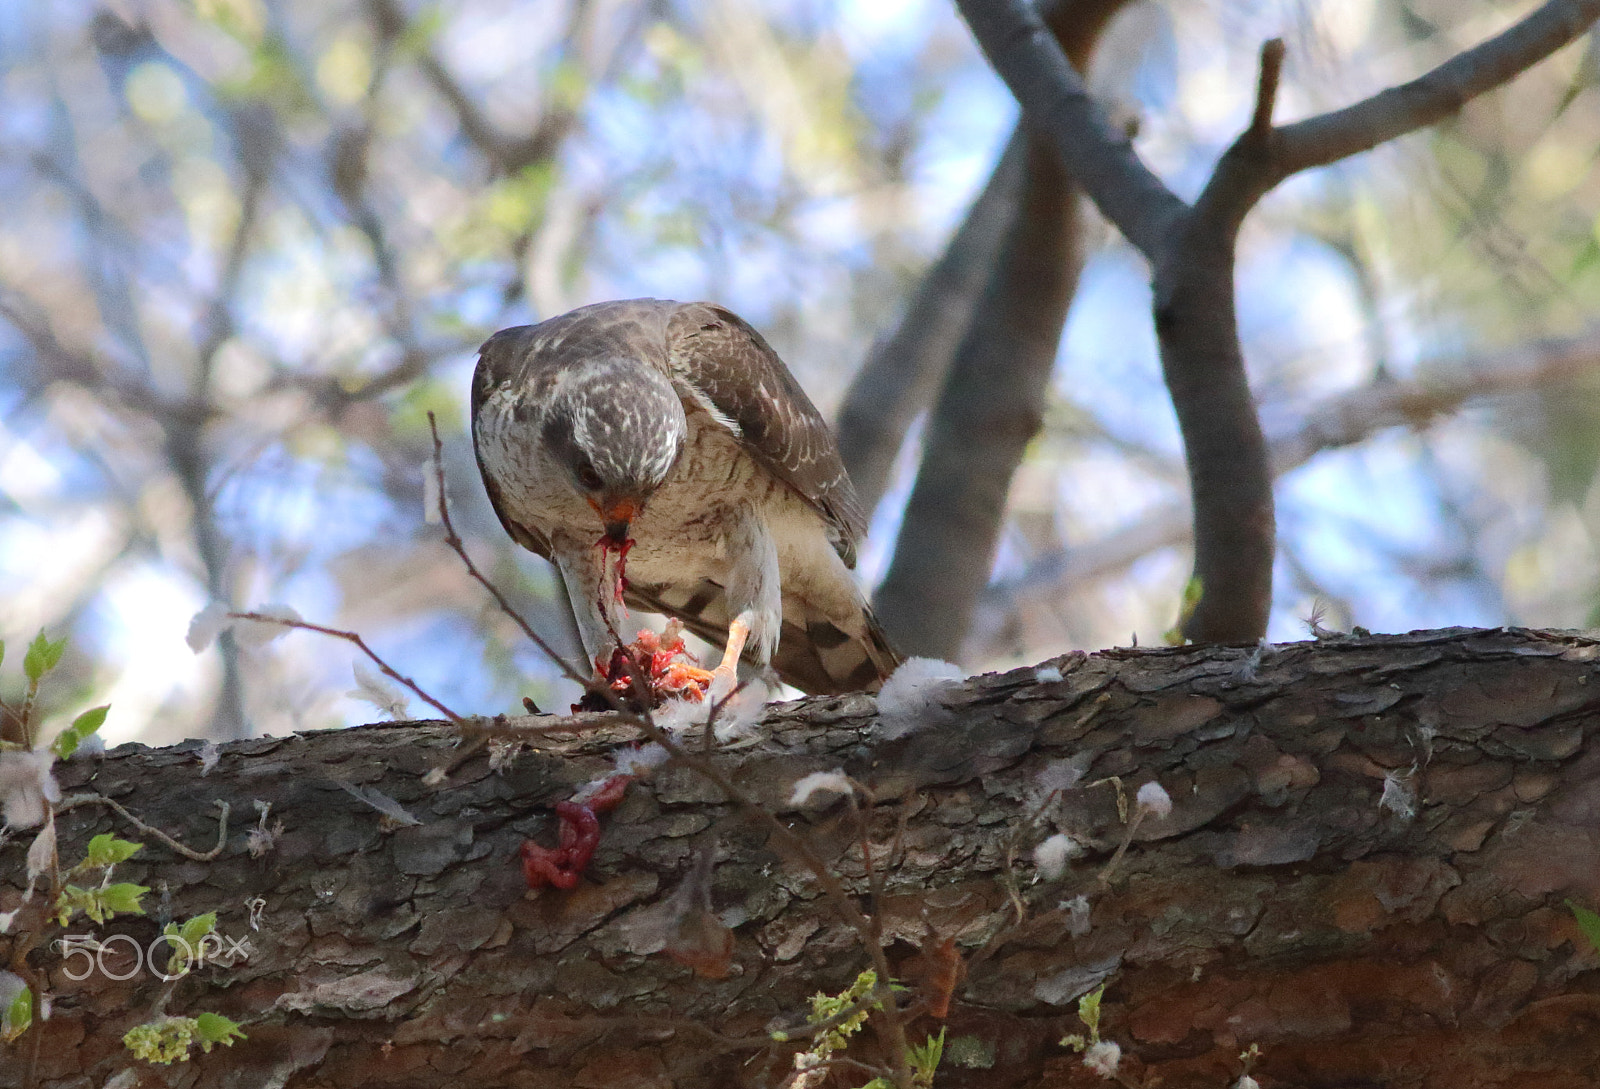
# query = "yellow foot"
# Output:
<box><xmin>709</xmin><ymin>616</ymin><xmax>752</xmax><ymax>702</ymax></box>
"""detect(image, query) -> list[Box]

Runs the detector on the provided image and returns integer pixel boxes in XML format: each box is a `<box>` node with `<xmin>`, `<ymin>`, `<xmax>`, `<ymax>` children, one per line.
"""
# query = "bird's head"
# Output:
<box><xmin>542</xmin><ymin>358</ymin><xmax>687</xmax><ymax>546</ymax></box>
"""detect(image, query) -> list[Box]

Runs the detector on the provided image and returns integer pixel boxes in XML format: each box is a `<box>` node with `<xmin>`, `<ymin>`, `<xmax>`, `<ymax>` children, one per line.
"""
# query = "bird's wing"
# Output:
<box><xmin>471</xmin><ymin>325</ymin><xmax>556</xmax><ymax>560</ymax></box>
<box><xmin>663</xmin><ymin>302</ymin><xmax>868</xmax><ymax>567</ymax></box>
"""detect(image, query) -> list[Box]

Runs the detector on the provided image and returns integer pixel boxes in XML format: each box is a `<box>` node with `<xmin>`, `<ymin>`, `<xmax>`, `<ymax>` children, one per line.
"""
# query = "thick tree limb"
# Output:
<box><xmin>873</xmin><ymin>136</ymin><xmax>1079</xmax><ymax>658</ymax></box>
<box><xmin>952</xmin><ymin>0</ymin><xmax>1183</xmax><ymax>261</ymax></box>
<box><xmin>871</xmin><ymin>0</ymin><xmax>1131</xmax><ymax>658</ymax></box>
<box><xmin>954</xmin><ymin>0</ymin><xmax>1600</xmax><ymax>644</ymax></box>
<box><xmin>7</xmin><ymin>628</ymin><xmax>1600</xmax><ymax>1087</ymax></box>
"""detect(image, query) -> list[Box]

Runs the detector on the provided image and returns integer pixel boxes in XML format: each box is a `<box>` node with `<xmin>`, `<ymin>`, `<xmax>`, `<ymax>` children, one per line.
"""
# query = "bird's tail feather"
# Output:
<box><xmin>627</xmin><ymin>579</ymin><xmax>901</xmax><ymax>695</ymax></box>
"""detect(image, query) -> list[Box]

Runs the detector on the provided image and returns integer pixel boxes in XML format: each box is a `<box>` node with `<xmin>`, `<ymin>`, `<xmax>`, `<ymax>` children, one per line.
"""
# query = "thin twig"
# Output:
<box><xmin>426</xmin><ymin>412</ymin><xmax>594</xmax><ymax>689</ymax></box>
<box><xmin>57</xmin><ymin>795</ymin><xmax>231</xmax><ymax>862</ymax></box>
<box><xmin>229</xmin><ymin>611</ymin><xmax>464</xmax><ymax>723</ymax></box>
<box><xmin>1247</xmin><ymin>39</ymin><xmax>1286</xmax><ymax>144</ymax></box>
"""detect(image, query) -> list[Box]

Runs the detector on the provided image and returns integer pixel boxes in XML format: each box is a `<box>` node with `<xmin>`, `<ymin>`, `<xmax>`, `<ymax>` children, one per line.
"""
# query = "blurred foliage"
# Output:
<box><xmin>0</xmin><ymin>0</ymin><xmax>1595</xmax><ymax>744</ymax></box>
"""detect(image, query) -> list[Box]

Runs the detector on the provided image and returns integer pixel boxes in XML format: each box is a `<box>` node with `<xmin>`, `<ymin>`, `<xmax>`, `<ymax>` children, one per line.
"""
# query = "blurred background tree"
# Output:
<box><xmin>1</xmin><ymin>0</ymin><xmax>1596</xmax><ymax>746</ymax></box>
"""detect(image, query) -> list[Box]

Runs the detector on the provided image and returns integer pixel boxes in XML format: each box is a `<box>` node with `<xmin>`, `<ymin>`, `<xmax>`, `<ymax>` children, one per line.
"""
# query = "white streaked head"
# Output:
<box><xmin>542</xmin><ymin>358</ymin><xmax>687</xmax><ymax>541</ymax></box>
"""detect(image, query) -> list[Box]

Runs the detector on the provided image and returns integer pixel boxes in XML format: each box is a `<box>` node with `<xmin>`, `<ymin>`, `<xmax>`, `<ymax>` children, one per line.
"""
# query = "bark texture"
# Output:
<box><xmin>6</xmin><ymin>627</ymin><xmax>1600</xmax><ymax>1088</ymax></box>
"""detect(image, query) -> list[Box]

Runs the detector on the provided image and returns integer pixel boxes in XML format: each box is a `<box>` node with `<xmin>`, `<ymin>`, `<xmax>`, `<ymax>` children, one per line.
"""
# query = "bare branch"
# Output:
<box><xmin>952</xmin><ymin>0</ymin><xmax>1186</xmax><ymax>261</ymax></box>
<box><xmin>968</xmin><ymin>328</ymin><xmax>1600</xmax><ymax>658</ymax></box>
<box><xmin>425</xmin><ymin>413</ymin><xmax>594</xmax><ymax>690</ymax></box>
<box><xmin>1199</xmin><ymin>0</ymin><xmax>1600</xmax><ymax>229</ymax></box>
<box><xmin>1246</xmin><ymin>39</ymin><xmax>1286</xmax><ymax>145</ymax></box>
<box><xmin>228</xmin><ymin>611</ymin><xmax>465</xmax><ymax>724</ymax></box>
<box><xmin>1275</xmin><ymin>0</ymin><xmax>1600</xmax><ymax>176</ymax></box>
<box><xmin>363</xmin><ymin>0</ymin><xmax>579</xmax><ymax>177</ymax></box>
<box><xmin>874</xmin><ymin>137</ymin><xmax>1079</xmax><ymax>657</ymax></box>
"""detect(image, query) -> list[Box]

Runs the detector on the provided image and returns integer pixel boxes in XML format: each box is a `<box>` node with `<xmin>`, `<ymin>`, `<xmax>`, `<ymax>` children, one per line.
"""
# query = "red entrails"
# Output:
<box><xmin>574</xmin><ymin>627</ymin><xmax>713</xmax><ymax>712</ymax></box>
<box><xmin>520</xmin><ymin>774</ymin><xmax>634</xmax><ymax>890</ymax></box>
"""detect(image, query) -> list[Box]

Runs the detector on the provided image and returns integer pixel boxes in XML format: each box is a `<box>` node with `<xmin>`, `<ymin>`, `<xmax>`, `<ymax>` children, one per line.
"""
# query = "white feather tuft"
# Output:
<box><xmin>186</xmin><ymin>602</ymin><xmax>233</xmax><ymax>653</ymax></box>
<box><xmin>1136</xmin><ymin>780</ymin><xmax>1173</xmax><ymax>818</ymax></box>
<box><xmin>713</xmin><ymin>680</ymin><xmax>768</xmax><ymax>742</ymax></box>
<box><xmin>348</xmin><ymin>661</ymin><xmax>410</xmax><ymax>720</ymax></box>
<box><xmin>1083</xmin><ymin>1040</ymin><xmax>1121</xmax><ymax>1078</ymax></box>
<box><xmin>614</xmin><ymin>743</ymin><xmax>670</xmax><ymax>778</ymax></box>
<box><xmin>233</xmin><ymin>605</ymin><xmax>303</xmax><ymax>649</ymax></box>
<box><xmin>1036</xmin><ymin>756</ymin><xmax>1089</xmax><ymax>798</ymax></box>
<box><xmin>1380</xmin><ymin>770</ymin><xmax>1416</xmax><ymax>819</ymax></box>
<box><xmin>876</xmin><ymin>657</ymin><xmax>964</xmax><ymax>738</ymax></box>
<box><xmin>788</xmin><ymin>769</ymin><xmax>853</xmax><ymax>807</ymax></box>
<box><xmin>1033</xmin><ymin>833</ymin><xmax>1084</xmax><ymax>881</ymax></box>
<box><xmin>0</xmin><ymin>750</ymin><xmax>60</xmax><ymax>829</ymax></box>
<box><xmin>1064</xmin><ymin>894</ymin><xmax>1092</xmax><ymax>936</ymax></box>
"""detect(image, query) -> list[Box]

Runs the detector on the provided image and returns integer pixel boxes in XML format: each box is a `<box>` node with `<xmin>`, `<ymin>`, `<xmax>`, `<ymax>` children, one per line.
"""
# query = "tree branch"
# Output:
<box><xmin>956</xmin><ymin>0</ymin><xmax>1600</xmax><ymax>643</ymax></box>
<box><xmin>1275</xmin><ymin>0</ymin><xmax>1600</xmax><ymax>176</ymax></box>
<box><xmin>952</xmin><ymin>0</ymin><xmax>1185</xmax><ymax>261</ymax></box>
<box><xmin>874</xmin><ymin>136</ymin><xmax>1079</xmax><ymax>658</ymax></box>
<box><xmin>968</xmin><ymin>328</ymin><xmax>1600</xmax><ymax>658</ymax></box>
<box><xmin>11</xmin><ymin>628</ymin><xmax>1600</xmax><ymax>1086</ymax></box>
<box><xmin>871</xmin><ymin>0</ymin><xmax>1135</xmax><ymax>657</ymax></box>
<box><xmin>1196</xmin><ymin>0</ymin><xmax>1600</xmax><ymax>230</ymax></box>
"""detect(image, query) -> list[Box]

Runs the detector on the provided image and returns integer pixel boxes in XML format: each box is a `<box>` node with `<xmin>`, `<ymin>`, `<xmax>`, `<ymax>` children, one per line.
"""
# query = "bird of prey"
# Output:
<box><xmin>471</xmin><ymin>298</ymin><xmax>900</xmax><ymax>696</ymax></box>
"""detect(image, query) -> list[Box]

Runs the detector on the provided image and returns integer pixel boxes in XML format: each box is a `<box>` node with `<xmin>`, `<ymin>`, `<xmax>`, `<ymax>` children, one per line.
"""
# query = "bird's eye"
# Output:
<box><xmin>576</xmin><ymin>463</ymin><xmax>603</xmax><ymax>490</ymax></box>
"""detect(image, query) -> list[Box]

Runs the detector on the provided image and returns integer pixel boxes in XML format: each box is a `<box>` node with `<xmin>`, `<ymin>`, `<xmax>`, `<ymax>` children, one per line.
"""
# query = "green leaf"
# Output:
<box><xmin>85</xmin><ymin>833</ymin><xmax>143</xmax><ymax>867</ymax></box>
<box><xmin>1077</xmin><ymin>984</ymin><xmax>1105</xmax><ymax>1038</ymax></box>
<box><xmin>908</xmin><ymin>1028</ymin><xmax>946</xmax><ymax>1086</ymax></box>
<box><xmin>1568</xmin><ymin>900</ymin><xmax>1600</xmax><ymax>954</ymax></box>
<box><xmin>2</xmin><ymin>983</ymin><xmax>31</xmax><ymax>1041</ymax></box>
<box><xmin>70</xmin><ymin>704</ymin><xmax>109</xmax><ymax>736</ymax></box>
<box><xmin>98</xmin><ymin>882</ymin><xmax>150</xmax><ymax>918</ymax></box>
<box><xmin>23</xmin><ymin>631</ymin><xmax>67</xmax><ymax>683</ymax></box>
<box><xmin>194</xmin><ymin>1012</ymin><xmax>246</xmax><ymax>1050</ymax></box>
<box><xmin>51</xmin><ymin>704</ymin><xmax>110</xmax><ymax>760</ymax></box>
<box><xmin>178</xmin><ymin>912</ymin><xmax>218</xmax><ymax>947</ymax></box>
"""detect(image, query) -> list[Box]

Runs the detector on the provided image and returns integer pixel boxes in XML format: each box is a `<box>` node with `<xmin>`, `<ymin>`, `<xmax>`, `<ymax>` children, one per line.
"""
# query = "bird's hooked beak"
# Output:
<box><xmin>590</xmin><ymin>496</ymin><xmax>641</xmax><ymax>548</ymax></box>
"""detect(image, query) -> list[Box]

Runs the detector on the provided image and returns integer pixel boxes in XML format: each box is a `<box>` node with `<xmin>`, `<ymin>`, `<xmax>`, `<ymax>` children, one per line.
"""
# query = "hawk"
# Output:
<box><xmin>471</xmin><ymin>298</ymin><xmax>901</xmax><ymax>696</ymax></box>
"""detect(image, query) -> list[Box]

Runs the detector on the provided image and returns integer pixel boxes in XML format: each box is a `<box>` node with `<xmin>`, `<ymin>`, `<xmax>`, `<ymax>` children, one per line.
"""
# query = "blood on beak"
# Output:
<box><xmin>591</xmin><ymin>497</ymin><xmax>640</xmax><ymax>547</ymax></box>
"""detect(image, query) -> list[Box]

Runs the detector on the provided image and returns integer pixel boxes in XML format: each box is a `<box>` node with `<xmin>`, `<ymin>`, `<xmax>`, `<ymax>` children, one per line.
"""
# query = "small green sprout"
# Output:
<box><xmin>1567</xmin><ymin>899</ymin><xmax>1600</xmax><ymax>954</ymax></box>
<box><xmin>124</xmin><ymin>1013</ymin><xmax>246</xmax><ymax>1064</ymax></box>
<box><xmin>23</xmin><ymin>631</ymin><xmax>67</xmax><ymax>684</ymax></box>
<box><xmin>2</xmin><ymin>981</ymin><xmax>31</xmax><ymax>1042</ymax></box>
<box><xmin>161</xmin><ymin>913</ymin><xmax>219</xmax><ymax>975</ymax></box>
<box><xmin>51</xmin><ymin>705</ymin><xmax>108</xmax><ymax>760</ymax></box>
<box><xmin>1060</xmin><ymin>982</ymin><xmax>1105</xmax><ymax>1051</ymax></box>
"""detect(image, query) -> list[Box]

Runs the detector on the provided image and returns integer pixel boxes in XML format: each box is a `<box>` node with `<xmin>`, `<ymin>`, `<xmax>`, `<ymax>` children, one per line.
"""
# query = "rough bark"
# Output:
<box><xmin>7</xmin><ymin>627</ymin><xmax>1600</xmax><ymax>1087</ymax></box>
